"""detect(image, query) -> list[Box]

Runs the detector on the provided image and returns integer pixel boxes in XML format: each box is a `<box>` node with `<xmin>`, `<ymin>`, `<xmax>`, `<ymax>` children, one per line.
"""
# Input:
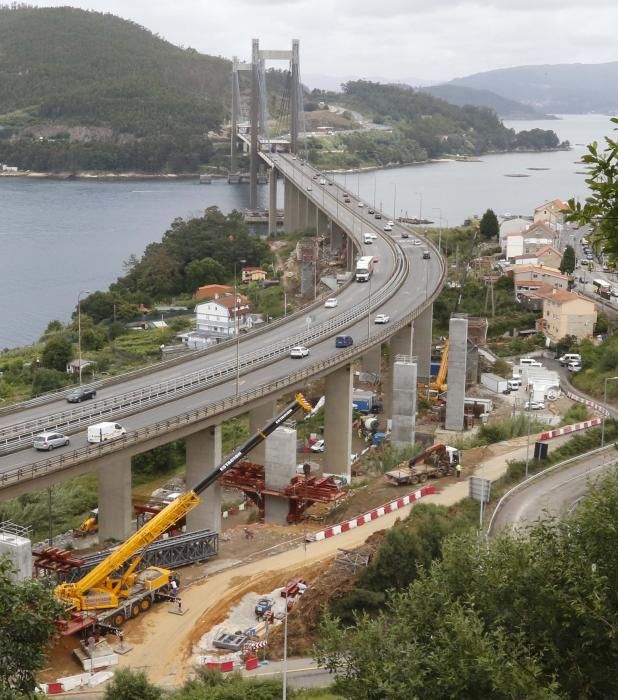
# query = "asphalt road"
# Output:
<box><xmin>0</xmin><ymin>154</ymin><xmax>443</xmax><ymax>478</ymax></box>
<box><xmin>490</xmin><ymin>448</ymin><xmax>618</xmax><ymax>533</ymax></box>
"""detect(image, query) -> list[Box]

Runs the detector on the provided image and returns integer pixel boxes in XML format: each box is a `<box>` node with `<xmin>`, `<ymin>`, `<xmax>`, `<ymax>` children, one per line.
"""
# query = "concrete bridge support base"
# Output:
<box><xmin>98</xmin><ymin>453</ymin><xmax>133</xmax><ymax>542</ymax></box>
<box><xmin>391</xmin><ymin>359</ymin><xmax>418</xmax><ymax>449</ymax></box>
<box><xmin>413</xmin><ymin>304</ymin><xmax>433</xmax><ymax>382</ymax></box>
<box><xmin>385</xmin><ymin>323</ymin><xmax>414</xmax><ymax>417</ymax></box>
<box><xmin>249</xmin><ymin>399</ymin><xmax>277</xmax><ymax>466</ymax></box>
<box><xmin>185</xmin><ymin>425</ymin><xmax>222</xmax><ymax>534</ymax></box>
<box><xmin>268</xmin><ymin>168</ymin><xmax>278</xmax><ymax>235</ymax></box>
<box><xmin>264</xmin><ymin>426</ymin><xmax>297</xmax><ymax>524</ymax></box>
<box><xmin>324</xmin><ymin>363</ymin><xmax>353</xmax><ymax>483</ymax></box>
<box><xmin>445</xmin><ymin>315</ymin><xmax>468</xmax><ymax>431</ymax></box>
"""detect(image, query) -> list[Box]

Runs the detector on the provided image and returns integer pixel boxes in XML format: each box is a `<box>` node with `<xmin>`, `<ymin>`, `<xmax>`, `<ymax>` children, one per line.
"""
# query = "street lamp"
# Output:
<box><xmin>233</xmin><ymin>259</ymin><xmax>246</xmax><ymax>396</ymax></box>
<box><xmin>524</xmin><ymin>384</ymin><xmax>533</xmax><ymax>478</ymax></box>
<box><xmin>367</xmin><ymin>274</ymin><xmax>372</xmax><ymax>340</ymax></box>
<box><xmin>77</xmin><ymin>289</ymin><xmax>91</xmax><ymax>386</ymax></box>
<box><xmin>601</xmin><ymin>376</ymin><xmax>618</xmax><ymax>447</ymax></box>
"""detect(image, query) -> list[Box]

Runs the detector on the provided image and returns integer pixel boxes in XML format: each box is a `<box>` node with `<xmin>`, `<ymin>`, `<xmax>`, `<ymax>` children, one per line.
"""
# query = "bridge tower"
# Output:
<box><xmin>229</xmin><ymin>39</ymin><xmax>300</xmax><ymax>208</ymax></box>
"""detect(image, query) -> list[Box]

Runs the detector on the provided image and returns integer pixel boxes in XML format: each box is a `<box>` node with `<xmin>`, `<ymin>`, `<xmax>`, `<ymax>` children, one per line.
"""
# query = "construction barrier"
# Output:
<box><xmin>245</xmin><ymin>656</ymin><xmax>259</xmax><ymax>670</ymax></box>
<box><xmin>540</xmin><ymin>417</ymin><xmax>602</xmax><ymax>441</ymax></box>
<box><xmin>309</xmin><ymin>485</ymin><xmax>436</xmax><ymax>541</ymax></box>
<box><xmin>206</xmin><ymin>660</ymin><xmax>235</xmax><ymax>673</ymax></box>
<box><xmin>565</xmin><ymin>391</ymin><xmax>610</xmax><ymax>418</ymax></box>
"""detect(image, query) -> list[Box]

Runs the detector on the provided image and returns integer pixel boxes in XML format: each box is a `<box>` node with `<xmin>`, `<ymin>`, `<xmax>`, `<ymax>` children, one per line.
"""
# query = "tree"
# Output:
<box><xmin>31</xmin><ymin>367</ymin><xmax>66</xmax><ymax>395</ymax></box>
<box><xmin>184</xmin><ymin>256</ymin><xmax>226</xmax><ymax>293</ymax></box>
<box><xmin>560</xmin><ymin>244</ymin><xmax>576</xmax><ymax>274</ymax></box>
<box><xmin>567</xmin><ymin>117</ymin><xmax>618</xmax><ymax>261</ymax></box>
<box><xmin>479</xmin><ymin>208</ymin><xmax>499</xmax><ymax>240</ymax></box>
<box><xmin>0</xmin><ymin>557</ymin><xmax>66</xmax><ymax>695</ymax></box>
<box><xmin>102</xmin><ymin>669</ymin><xmax>162</xmax><ymax>700</ymax></box>
<box><xmin>41</xmin><ymin>335</ymin><xmax>72</xmax><ymax>371</ymax></box>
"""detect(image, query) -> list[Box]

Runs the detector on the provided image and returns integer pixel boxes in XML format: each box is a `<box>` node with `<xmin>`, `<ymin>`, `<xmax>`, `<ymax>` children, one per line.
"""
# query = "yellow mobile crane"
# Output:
<box><xmin>55</xmin><ymin>393</ymin><xmax>312</xmax><ymax>634</ymax></box>
<box><xmin>418</xmin><ymin>340</ymin><xmax>449</xmax><ymax>402</ymax></box>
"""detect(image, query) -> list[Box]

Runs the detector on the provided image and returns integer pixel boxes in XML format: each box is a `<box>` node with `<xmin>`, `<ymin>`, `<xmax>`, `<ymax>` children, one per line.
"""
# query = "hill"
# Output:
<box><xmin>448</xmin><ymin>62</ymin><xmax>618</xmax><ymax>114</ymax></box>
<box><xmin>0</xmin><ymin>6</ymin><xmax>231</xmax><ymax>173</ymax></box>
<box><xmin>419</xmin><ymin>84</ymin><xmax>554</xmax><ymax>120</ymax></box>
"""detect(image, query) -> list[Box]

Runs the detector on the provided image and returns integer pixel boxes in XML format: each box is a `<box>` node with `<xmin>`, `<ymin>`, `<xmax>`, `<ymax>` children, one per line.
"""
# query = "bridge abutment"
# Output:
<box><xmin>98</xmin><ymin>453</ymin><xmax>133</xmax><ymax>542</ymax></box>
<box><xmin>445</xmin><ymin>315</ymin><xmax>468</xmax><ymax>431</ymax></box>
<box><xmin>413</xmin><ymin>304</ymin><xmax>433</xmax><ymax>382</ymax></box>
<box><xmin>385</xmin><ymin>323</ymin><xmax>414</xmax><ymax>416</ymax></box>
<box><xmin>324</xmin><ymin>363</ymin><xmax>353</xmax><ymax>482</ymax></box>
<box><xmin>185</xmin><ymin>425</ymin><xmax>222</xmax><ymax>534</ymax></box>
<box><xmin>391</xmin><ymin>357</ymin><xmax>418</xmax><ymax>448</ymax></box>
<box><xmin>264</xmin><ymin>426</ymin><xmax>297</xmax><ymax>524</ymax></box>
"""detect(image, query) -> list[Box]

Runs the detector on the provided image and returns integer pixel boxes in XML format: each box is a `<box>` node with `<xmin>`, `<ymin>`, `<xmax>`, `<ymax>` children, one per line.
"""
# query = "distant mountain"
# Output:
<box><xmin>447</xmin><ymin>62</ymin><xmax>618</xmax><ymax>114</ymax></box>
<box><xmin>419</xmin><ymin>84</ymin><xmax>554</xmax><ymax>120</ymax></box>
<box><xmin>304</xmin><ymin>73</ymin><xmax>436</xmax><ymax>92</ymax></box>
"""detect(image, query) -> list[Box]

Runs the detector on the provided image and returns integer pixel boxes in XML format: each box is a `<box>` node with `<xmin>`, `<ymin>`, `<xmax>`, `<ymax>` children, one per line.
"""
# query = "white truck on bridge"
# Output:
<box><xmin>355</xmin><ymin>255</ymin><xmax>375</xmax><ymax>282</ymax></box>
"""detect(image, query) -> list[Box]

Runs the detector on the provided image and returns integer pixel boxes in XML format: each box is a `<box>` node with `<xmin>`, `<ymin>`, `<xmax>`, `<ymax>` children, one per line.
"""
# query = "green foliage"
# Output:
<box><xmin>560</xmin><ymin>244</ymin><xmax>576</xmax><ymax>274</ymax></box>
<box><xmin>479</xmin><ymin>208</ymin><xmax>499</xmax><ymax>240</ymax></box>
<box><xmin>567</xmin><ymin>117</ymin><xmax>618</xmax><ymax>263</ymax></box>
<box><xmin>560</xmin><ymin>403</ymin><xmax>589</xmax><ymax>426</ymax></box>
<box><xmin>103</xmin><ymin>668</ymin><xmax>162</xmax><ymax>700</ymax></box>
<box><xmin>0</xmin><ymin>557</ymin><xmax>66</xmax><ymax>695</ymax></box>
<box><xmin>132</xmin><ymin>441</ymin><xmax>185</xmax><ymax>485</ymax></box>
<box><xmin>168</xmin><ymin>668</ymin><xmax>287</xmax><ymax>699</ymax></box>
<box><xmin>465</xmin><ymin>414</ymin><xmax>546</xmax><ymax>447</ymax></box>
<box><xmin>40</xmin><ymin>334</ymin><xmax>72</xmax><ymax>371</ymax></box>
<box><xmin>317</xmin><ymin>469</ymin><xmax>618</xmax><ymax>698</ymax></box>
<box><xmin>185</xmin><ymin>257</ymin><xmax>227</xmax><ymax>292</ymax></box>
<box><xmin>364</xmin><ymin>443</ymin><xmax>424</xmax><ymax>476</ymax></box>
<box><xmin>31</xmin><ymin>367</ymin><xmax>67</xmax><ymax>395</ymax></box>
<box><xmin>571</xmin><ymin>332</ymin><xmax>618</xmax><ymax>401</ymax></box>
<box><xmin>0</xmin><ymin>7</ymin><xmax>228</xmax><ymax>173</ymax></box>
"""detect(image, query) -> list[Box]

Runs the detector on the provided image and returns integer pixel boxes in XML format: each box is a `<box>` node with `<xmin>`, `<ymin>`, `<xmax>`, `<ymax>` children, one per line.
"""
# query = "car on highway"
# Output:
<box><xmin>33</xmin><ymin>431</ymin><xmax>70</xmax><ymax>451</ymax></box>
<box><xmin>358</xmin><ymin>202</ymin><xmax>364</xmax><ymax>208</ymax></box>
<box><xmin>422</xmin><ymin>250</ymin><xmax>431</xmax><ymax>259</ymax></box>
<box><xmin>384</xmin><ymin>224</ymin><xmax>393</xmax><ymax>231</ymax></box>
<box><xmin>319</xmin><ymin>178</ymin><xmax>327</xmax><ymax>185</ymax></box>
<box><xmin>368</xmin><ymin>208</ymin><xmax>375</xmax><ymax>214</ymax></box>
<box><xmin>374</xmin><ymin>212</ymin><xmax>382</xmax><ymax>219</ymax></box>
<box><xmin>567</xmin><ymin>361</ymin><xmax>582</xmax><ymax>373</ymax></box>
<box><xmin>525</xmin><ymin>401</ymin><xmax>545</xmax><ymax>410</ymax></box>
<box><xmin>374</xmin><ymin>314</ymin><xmax>390</xmax><ymax>324</ymax></box>
<box><xmin>311</xmin><ymin>439</ymin><xmax>325</xmax><ymax>453</ymax></box>
<box><xmin>335</xmin><ymin>335</ymin><xmax>353</xmax><ymax>348</ymax></box>
<box><xmin>387</xmin><ymin>220</ymin><xmax>394</xmax><ymax>226</ymax></box>
<box><xmin>65</xmin><ymin>386</ymin><xmax>97</xmax><ymax>403</ymax></box>
<box><xmin>290</xmin><ymin>345</ymin><xmax>310</xmax><ymax>358</ymax></box>
<box><xmin>612</xmin><ymin>289</ymin><xmax>618</xmax><ymax>298</ymax></box>
<box><xmin>306</xmin><ymin>185</ymin><xmax>312</xmax><ymax>191</ymax></box>
<box><xmin>255</xmin><ymin>598</ymin><xmax>274</xmax><ymax>617</ymax></box>
<box><xmin>344</xmin><ymin>196</ymin><xmax>351</xmax><ymax>203</ymax></box>
<box><xmin>413</xmin><ymin>239</ymin><xmax>422</xmax><ymax>246</ymax></box>
<box><xmin>312</xmin><ymin>174</ymin><xmax>319</xmax><ymax>180</ymax></box>
<box><xmin>401</xmin><ymin>231</ymin><xmax>409</xmax><ymax>239</ymax></box>
<box><xmin>324</xmin><ymin>297</ymin><xmax>338</xmax><ymax>308</ymax></box>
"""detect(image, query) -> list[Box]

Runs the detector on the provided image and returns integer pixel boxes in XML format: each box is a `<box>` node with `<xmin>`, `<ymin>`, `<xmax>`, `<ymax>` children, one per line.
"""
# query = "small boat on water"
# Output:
<box><xmin>504</xmin><ymin>173</ymin><xmax>530</xmax><ymax>178</ymax></box>
<box><xmin>527</xmin><ymin>167</ymin><xmax>550</xmax><ymax>171</ymax></box>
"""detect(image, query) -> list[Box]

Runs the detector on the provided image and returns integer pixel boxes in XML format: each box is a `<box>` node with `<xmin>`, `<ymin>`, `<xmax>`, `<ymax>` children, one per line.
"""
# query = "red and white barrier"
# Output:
<box><xmin>309</xmin><ymin>485</ymin><xmax>436</xmax><ymax>542</ymax></box>
<box><xmin>540</xmin><ymin>418</ymin><xmax>602</xmax><ymax>441</ymax></box>
<box><xmin>565</xmin><ymin>391</ymin><xmax>610</xmax><ymax>417</ymax></box>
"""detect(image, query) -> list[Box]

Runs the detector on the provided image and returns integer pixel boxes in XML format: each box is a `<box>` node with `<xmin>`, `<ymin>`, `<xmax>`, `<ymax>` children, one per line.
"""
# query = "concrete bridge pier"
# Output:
<box><xmin>268</xmin><ymin>168</ymin><xmax>278</xmax><ymax>235</ymax></box>
<box><xmin>391</xmin><ymin>357</ymin><xmax>418</xmax><ymax>448</ymax></box>
<box><xmin>361</xmin><ymin>345</ymin><xmax>382</xmax><ymax>378</ymax></box>
<box><xmin>98</xmin><ymin>453</ymin><xmax>133</xmax><ymax>542</ymax></box>
<box><xmin>249</xmin><ymin>399</ymin><xmax>277</xmax><ymax>465</ymax></box>
<box><xmin>330</xmin><ymin>222</ymin><xmax>345</xmax><ymax>254</ymax></box>
<box><xmin>445</xmin><ymin>314</ymin><xmax>468</xmax><ymax>432</ymax></box>
<box><xmin>385</xmin><ymin>323</ymin><xmax>414</xmax><ymax>417</ymax></box>
<box><xmin>264</xmin><ymin>426</ymin><xmax>297</xmax><ymax>524</ymax></box>
<box><xmin>185</xmin><ymin>425</ymin><xmax>222</xmax><ymax>534</ymax></box>
<box><xmin>317</xmin><ymin>208</ymin><xmax>329</xmax><ymax>235</ymax></box>
<box><xmin>284</xmin><ymin>179</ymin><xmax>299</xmax><ymax>232</ymax></box>
<box><xmin>324</xmin><ymin>363</ymin><xmax>353</xmax><ymax>483</ymax></box>
<box><xmin>413</xmin><ymin>304</ymin><xmax>433</xmax><ymax>382</ymax></box>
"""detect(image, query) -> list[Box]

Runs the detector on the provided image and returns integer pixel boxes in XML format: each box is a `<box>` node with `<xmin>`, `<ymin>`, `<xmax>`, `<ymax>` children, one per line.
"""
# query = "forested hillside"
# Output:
<box><xmin>0</xmin><ymin>5</ymin><xmax>230</xmax><ymax>172</ymax></box>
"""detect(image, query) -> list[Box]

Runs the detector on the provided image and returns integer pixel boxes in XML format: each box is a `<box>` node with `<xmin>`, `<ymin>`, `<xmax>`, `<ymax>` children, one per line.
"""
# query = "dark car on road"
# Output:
<box><xmin>65</xmin><ymin>386</ymin><xmax>97</xmax><ymax>403</ymax></box>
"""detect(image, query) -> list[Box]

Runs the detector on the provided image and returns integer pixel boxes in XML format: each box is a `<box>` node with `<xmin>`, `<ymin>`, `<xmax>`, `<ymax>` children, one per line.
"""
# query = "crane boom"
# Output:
<box><xmin>55</xmin><ymin>393</ymin><xmax>312</xmax><ymax>612</ymax></box>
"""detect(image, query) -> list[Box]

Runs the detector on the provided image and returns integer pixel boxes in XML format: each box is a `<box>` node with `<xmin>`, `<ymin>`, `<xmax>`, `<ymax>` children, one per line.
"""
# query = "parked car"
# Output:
<box><xmin>311</xmin><ymin>439</ymin><xmax>325</xmax><ymax>453</ymax></box>
<box><xmin>374</xmin><ymin>314</ymin><xmax>390</xmax><ymax>324</ymax></box>
<box><xmin>290</xmin><ymin>345</ymin><xmax>310</xmax><ymax>358</ymax></box>
<box><xmin>65</xmin><ymin>386</ymin><xmax>97</xmax><ymax>403</ymax></box>
<box><xmin>33</xmin><ymin>432</ymin><xmax>70</xmax><ymax>451</ymax></box>
<box><xmin>324</xmin><ymin>297</ymin><xmax>338</xmax><ymax>308</ymax></box>
<box><xmin>525</xmin><ymin>401</ymin><xmax>545</xmax><ymax>410</ymax></box>
<box><xmin>255</xmin><ymin>598</ymin><xmax>274</xmax><ymax>617</ymax></box>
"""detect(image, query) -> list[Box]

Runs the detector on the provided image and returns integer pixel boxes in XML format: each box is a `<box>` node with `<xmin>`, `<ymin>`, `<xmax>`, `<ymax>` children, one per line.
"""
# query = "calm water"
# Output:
<box><xmin>0</xmin><ymin>114</ymin><xmax>613</xmax><ymax>348</ymax></box>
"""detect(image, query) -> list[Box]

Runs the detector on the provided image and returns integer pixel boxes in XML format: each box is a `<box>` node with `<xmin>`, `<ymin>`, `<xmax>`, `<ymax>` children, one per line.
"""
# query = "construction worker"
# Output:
<box><xmin>456</xmin><ymin>463</ymin><xmax>462</xmax><ymax>479</ymax></box>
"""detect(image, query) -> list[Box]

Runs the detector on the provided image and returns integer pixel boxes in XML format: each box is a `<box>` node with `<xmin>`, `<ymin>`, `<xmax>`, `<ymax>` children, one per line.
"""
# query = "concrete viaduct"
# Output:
<box><xmin>0</xmin><ymin>41</ymin><xmax>446</xmax><ymax>543</ymax></box>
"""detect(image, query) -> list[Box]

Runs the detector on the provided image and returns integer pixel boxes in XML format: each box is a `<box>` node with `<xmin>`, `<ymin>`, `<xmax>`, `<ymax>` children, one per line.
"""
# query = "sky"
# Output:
<box><xmin>28</xmin><ymin>1</ymin><xmax>618</xmax><ymax>85</ymax></box>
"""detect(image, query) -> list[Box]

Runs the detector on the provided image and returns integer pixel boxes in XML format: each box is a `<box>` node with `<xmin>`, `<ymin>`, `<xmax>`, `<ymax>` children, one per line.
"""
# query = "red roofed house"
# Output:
<box><xmin>534</xmin><ymin>287</ymin><xmax>597</xmax><ymax>342</ymax></box>
<box><xmin>195</xmin><ymin>294</ymin><xmax>252</xmax><ymax>337</ymax></box>
<box><xmin>241</xmin><ymin>267</ymin><xmax>267</xmax><ymax>283</ymax></box>
<box><xmin>511</xmin><ymin>265</ymin><xmax>569</xmax><ymax>296</ymax></box>
<box><xmin>534</xmin><ymin>200</ymin><xmax>569</xmax><ymax>231</ymax></box>
<box><xmin>193</xmin><ymin>284</ymin><xmax>233</xmax><ymax>301</ymax></box>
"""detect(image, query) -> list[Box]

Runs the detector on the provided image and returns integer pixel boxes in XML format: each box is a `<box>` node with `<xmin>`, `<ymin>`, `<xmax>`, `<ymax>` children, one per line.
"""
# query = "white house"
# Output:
<box><xmin>499</xmin><ymin>217</ymin><xmax>531</xmax><ymax>251</ymax></box>
<box><xmin>534</xmin><ymin>200</ymin><xmax>569</xmax><ymax>232</ymax></box>
<box><xmin>195</xmin><ymin>296</ymin><xmax>251</xmax><ymax>337</ymax></box>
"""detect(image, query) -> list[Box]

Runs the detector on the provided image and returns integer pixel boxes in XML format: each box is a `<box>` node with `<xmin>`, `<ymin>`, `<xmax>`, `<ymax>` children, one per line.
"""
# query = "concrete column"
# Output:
<box><xmin>445</xmin><ymin>315</ymin><xmax>468</xmax><ymax>431</ymax></box>
<box><xmin>324</xmin><ymin>363</ymin><xmax>353</xmax><ymax>482</ymax></box>
<box><xmin>317</xmin><ymin>208</ymin><xmax>329</xmax><ymax>235</ymax></box>
<box><xmin>185</xmin><ymin>425</ymin><xmax>222</xmax><ymax>533</ymax></box>
<box><xmin>361</xmin><ymin>345</ymin><xmax>382</xmax><ymax>378</ymax></box>
<box><xmin>284</xmin><ymin>179</ymin><xmax>296</xmax><ymax>233</ymax></box>
<box><xmin>413</xmin><ymin>304</ymin><xmax>433</xmax><ymax>382</ymax></box>
<box><xmin>249</xmin><ymin>399</ymin><xmax>277</xmax><ymax>465</ymax></box>
<box><xmin>98</xmin><ymin>453</ymin><xmax>132</xmax><ymax>542</ymax></box>
<box><xmin>385</xmin><ymin>323</ymin><xmax>414</xmax><ymax>417</ymax></box>
<box><xmin>268</xmin><ymin>168</ymin><xmax>277</xmax><ymax>235</ymax></box>
<box><xmin>330</xmin><ymin>223</ymin><xmax>344</xmax><ymax>254</ymax></box>
<box><xmin>264</xmin><ymin>427</ymin><xmax>297</xmax><ymax>524</ymax></box>
<box><xmin>298</xmin><ymin>193</ymin><xmax>308</xmax><ymax>232</ymax></box>
<box><xmin>391</xmin><ymin>359</ymin><xmax>418</xmax><ymax>448</ymax></box>
<box><xmin>249</xmin><ymin>39</ymin><xmax>259</xmax><ymax>208</ymax></box>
